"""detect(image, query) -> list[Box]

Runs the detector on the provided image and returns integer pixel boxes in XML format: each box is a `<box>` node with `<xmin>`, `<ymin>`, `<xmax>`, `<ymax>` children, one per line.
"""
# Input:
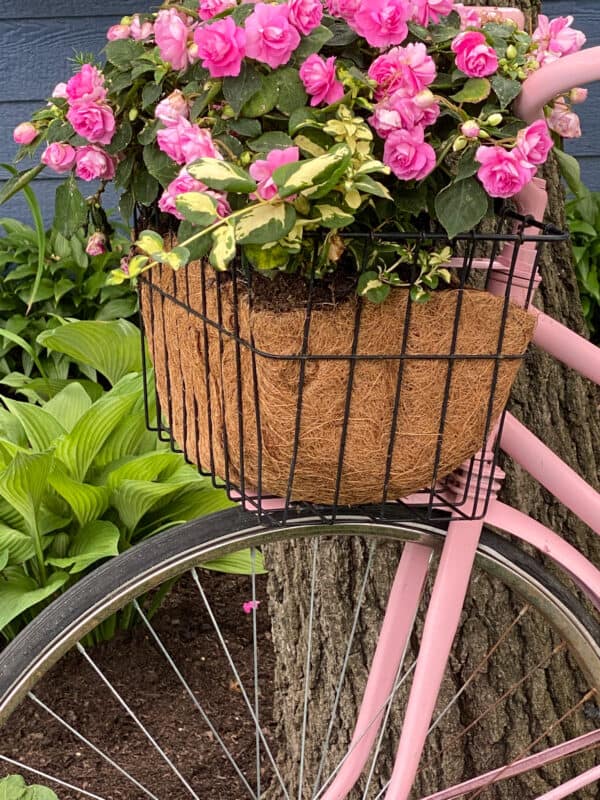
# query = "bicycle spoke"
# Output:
<box><xmin>0</xmin><ymin>754</ymin><xmax>108</xmax><ymax>800</ymax></box>
<box><xmin>312</xmin><ymin>541</ymin><xmax>377</xmax><ymax>797</ymax></box>
<box><xmin>76</xmin><ymin>643</ymin><xmax>200</xmax><ymax>799</ymax></box>
<box><xmin>132</xmin><ymin>599</ymin><xmax>256</xmax><ymax>800</ymax></box>
<box><xmin>27</xmin><ymin>692</ymin><xmax>160</xmax><ymax>800</ymax></box>
<box><xmin>298</xmin><ymin>537</ymin><xmax>319</xmax><ymax>800</ymax></box>
<box><xmin>191</xmin><ymin>567</ymin><xmax>291</xmax><ymax>800</ymax></box>
<box><xmin>251</xmin><ymin>547</ymin><xmax>261</xmax><ymax>800</ymax></box>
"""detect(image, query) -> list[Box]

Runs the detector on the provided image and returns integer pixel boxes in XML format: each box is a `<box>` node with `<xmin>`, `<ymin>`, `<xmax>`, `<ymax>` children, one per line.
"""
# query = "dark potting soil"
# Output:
<box><xmin>0</xmin><ymin>572</ymin><xmax>276</xmax><ymax>800</ymax></box>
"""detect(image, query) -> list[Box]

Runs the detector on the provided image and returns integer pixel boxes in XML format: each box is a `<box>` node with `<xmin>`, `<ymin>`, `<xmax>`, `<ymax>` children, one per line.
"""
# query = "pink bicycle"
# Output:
<box><xmin>1</xmin><ymin>10</ymin><xmax>600</xmax><ymax>800</ymax></box>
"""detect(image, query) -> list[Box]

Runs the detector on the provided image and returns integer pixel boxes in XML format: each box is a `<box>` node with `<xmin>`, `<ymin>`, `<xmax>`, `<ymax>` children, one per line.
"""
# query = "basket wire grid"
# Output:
<box><xmin>137</xmin><ymin>210</ymin><xmax>567</xmax><ymax>526</ymax></box>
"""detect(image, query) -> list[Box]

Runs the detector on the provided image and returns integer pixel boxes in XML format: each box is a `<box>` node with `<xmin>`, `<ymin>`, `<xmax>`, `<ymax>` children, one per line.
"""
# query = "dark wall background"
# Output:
<box><xmin>0</xmin><ymin>1</ymin><xmax>598</xmax><ymax>224</ymax></box>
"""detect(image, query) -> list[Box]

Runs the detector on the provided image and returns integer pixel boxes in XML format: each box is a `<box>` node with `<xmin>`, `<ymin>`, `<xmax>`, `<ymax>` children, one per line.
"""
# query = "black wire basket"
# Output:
<box><xmin>137</xmin><ymin>211</ymin><xmax>567</xmax><ymax>525</ymax></box>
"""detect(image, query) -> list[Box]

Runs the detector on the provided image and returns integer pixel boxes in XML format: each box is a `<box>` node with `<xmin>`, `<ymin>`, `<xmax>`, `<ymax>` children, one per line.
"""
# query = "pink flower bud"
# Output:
<box><xmin>130</xmin><ymin>15</ymin><xmax>154</xmax><ymax>41</ymax></box>
<box><xmin>461</xmin><ymin>120</ymin><xmax>481</xmax><ymax>139</ymax></box>
<box><xmin>570</xmin><ymin>87</ymin><xmax>588</xmax><ymax>105</ymax></box>
<box><xmin>52</xmin><ymin>82</ymin><xmax>69</xmax><ymax>99</ymax></box>
<box><xmin>548</xmin><ymin>101</ymin><xmax>582</xmax><ymax>138</ymax></box>
<box><xmin>413</xmin><ymin>89</ymin><xmax>435</xmax><ymax>109</ymax></box>
<box><xmin>13</xmin><ymin>122</ymin><xmax>37</xmax><ymax>145</ymax></box>
<box><xmin>107</xmin><ymin>24</ymin><xmax>131</xmax><ymax>40</ymax></box>
<box><xmin>85</xmin><ymin>232</ymin><xmax>107</xmax><ymax>256</ymax></box>
<box><xmin>155</xmin><ymin>89</ymin><xmax>190</xmax><ymax>127</ymax></box>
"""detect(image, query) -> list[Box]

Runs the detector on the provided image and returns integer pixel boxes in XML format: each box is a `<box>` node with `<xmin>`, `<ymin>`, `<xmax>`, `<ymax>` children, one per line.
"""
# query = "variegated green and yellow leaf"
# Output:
<box><xmin>158</xmin><ymin>245</ymin><xmax>191</xmax><ymax>271</ymax></box>
<box><xmin>234</xmin><ymin>202</ymin><xmax>296</xmax><ymax>245</ymax></box>
<box><xmin>314</xmin><ymin>204</ymin><xmax>355</xmax><ymax>229</ymax></box>
<box><xmin>187</xmin><ymin>158</ymin><xmax>257</xmax><ymax>193</ymax></box>
<box><xmin>175</xmin><ymin>192</ymin><xmax>219</xmax><ymax>227</ymax></box>
<box><xmin>136</xmin><ymin>230</ymin><xmax>165</xmax><ymax>257</ymax></box>
<box><xmin>273</xmin><ymin>144</ymin><xmax>352</xmax><ymax>199</ymax></box>
<box><xmin>210</xmin><ymin>224</ymin><xmax>236</xmax><ymax>271</ymax></box>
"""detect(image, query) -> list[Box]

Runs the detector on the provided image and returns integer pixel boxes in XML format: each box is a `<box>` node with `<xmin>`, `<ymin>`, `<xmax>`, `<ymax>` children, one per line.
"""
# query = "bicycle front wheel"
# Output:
<box><xmin>1</xmin><ymin>506</ymin><xmax>599</xmax><ymax>800</ymax></box>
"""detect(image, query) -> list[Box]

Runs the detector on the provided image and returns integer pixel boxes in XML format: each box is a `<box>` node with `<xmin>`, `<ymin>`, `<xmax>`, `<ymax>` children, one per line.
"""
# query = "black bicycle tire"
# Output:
<box><xmin>1</xmin><ymin>506</ymin><xmax>599</xmax><ymax>724</ymax></box>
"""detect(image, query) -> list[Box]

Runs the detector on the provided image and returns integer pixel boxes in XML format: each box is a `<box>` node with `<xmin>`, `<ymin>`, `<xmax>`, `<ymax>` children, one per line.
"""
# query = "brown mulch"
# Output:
<box><xmin>0</xmin><ymin>572</ymin><xmax>276</xmax><ymax>800</ymax></box>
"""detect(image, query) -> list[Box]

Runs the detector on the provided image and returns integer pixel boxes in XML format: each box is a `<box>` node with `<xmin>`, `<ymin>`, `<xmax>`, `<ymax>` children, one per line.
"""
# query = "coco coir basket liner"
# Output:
<box><xmin>141</xmin><ymin>264</ymin><xmax>535</xmax><ymax>506</ymax></box>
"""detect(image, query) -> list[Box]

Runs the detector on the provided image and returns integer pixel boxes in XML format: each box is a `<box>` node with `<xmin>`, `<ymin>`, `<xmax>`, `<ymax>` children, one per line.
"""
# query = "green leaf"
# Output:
<box><xmin>112</xmin><ymin>479</ymin><xmax>186</xmax><ymax>532</ymax></box>
<box><xmin>204</xmin><ymin>547</ymin><xmax>267</xmax><ymax>575</ymax></box>
<box><xmin>106</xmin><ymin>118</ymin><xmax>133</xmax><ymax>154</ymax></box>
<box><xmin>178</xmin><ymin>220</ymin><xmax>211</xmax><ymax>260</ymax></box>
<box><xmin>273</xmin><ymin>143</ymin><xmax>352</xmax><ymax>198</ymax></box>
<box><xmin>0</xmin><ymin>397</ymin><xmax>66</xmax><ymax>451</ymax></box>
<box><xmin>293</xmin><ymin>25</ymin><xmax>333</xmax><ymax>60</ymax></box>
<box><xmin>434</xmin><ymin>178</ymin><xmax>488</xmax><ymax>238</ymax></box>
<box><xmin>49</xmin><ymin>468</ymin><xmax>110</xmax><ymax>528</ymax></box>
<box><xmin>37</xmin><ymin>320</ymin><xmax>142</xmax><ymax>385</ymax></box>
<box><xmin>555</xmin><ymin>148</ymin><xmax>583</xmax><ymax>197</ymax></box>
<box><xmin>47</xmin><ymin>520</ymin><xmax>120</xmax><ymax>574</ymax></box>
<box><xmin>352</xmin><ymin>174</ymin><xmax>392</xmax><ymax>200</ymax></box>
<box><xmin>243</xmin><ymin>242</ymin><xmax>290</xmax><ymax>271</ymax></box>
<box><xmin>106</xmin><ymin>38</ymin><xmax>144</xmax><ymax>67</ymax></box>
<box><xmin>0</xmin><ymin>452</ymin><xmax>54</xmax><ymax>538</ymax></box>
<box><xmin>223</xmin><ymin>62</ymin><xmax>262</xmax><ymax>116</ymax></box>
<box><xmin>22</xmin><ymin>786</ymin><xmax>59</xmax><ymax>800</ymax></box>
<box><xmin>142</xmin><ymin>81</ymin><xmax>163</xmax><ymax>109</ymax></box>
<box><xmin>187</xmin><ymin>159</ymin><xmax>257</xmax><ymax>193</ymax></box>
<box><xmin>235</xmin><ymin>202</ymin><xmax>296</xmax><ymax>244</ymax></box>
<box><xmin>357</xmin><ymin>271</ymin><xmax>390</xmax><ymax>303</ymax></box>
<box><xmin>455</xmin><ymin>148</ymin><xmax>480</xmax><ymax>180</ymax></box>
<box><xmin>491</xmin><ymin>74</ymin><xmax>522</xmax><ymax>109</ymax></box>
<box><xmin>451</xmin><ymin>78</ymin><xmax>491</xmax><ymax>104</ymax></box>
<box><xmin>210</xmin><ymin>224</ymin><xmax>236</xmax><ymax>271</ymax></box>
<box><xmin>228</xmin><ymin>118</ymin><xmax>262</xmax><ymax>138</ymax></box>
<box><xmin>143</xmin><ymin>145</ymin><xmax>179</xmax><ymax>187</ymax></box>
<box><xmin>105</xmin><ymin>452</ymin><xmax>183</xmax><ymax>488</ymax></box>
<box><xmin>53</xmin><ymin>178</ymin><xmax>87</xmax><ymax>237</ymax></box>
<box><xmin>132</xmin><ymin>168</ymin><xmax>159</xmax><ymax>206</ymax></box>
<box><xmin>0</xmin><ymin>775</ymin><xmax>27</xmax><ymax>799</ymax></box>
<box><xmin>0</xmin><ymin>164</ymin><xmax>45</xmax><ymax>207</ymax></box>
<box><xmin>0</xmin><ymin>570</ymin><xmax>69</xmax><ymax>631</ymax></box>
<box><xmin>54</xmin><ymin>385</ymin><xmax>139</xmax><ymax>482</ymax></box>
<box><xmin>314</xmin><ymin>204</ymin><xmax>355</xmax><ymax>229</ymax></box>
<box><xmin>241</xmin><ymin>72</ymin><xmax>280</xmax><ymax>118</ymax></box>
<box><xmin>249</xmin><ymin>132</ymin><xmax>295</xmax><ymax>153</ymax></box>
<box><xmin>159</xmin><ymin>245</ymin><xmax>191</xmax><ymax>271</ymax></box>
<box><xmin>275</xmin><ymin>67</ymin><xmax>309</xmax><ymax>114</ymax></box>
<box><xmin>136</xmin><ymin>230</ymin><xmax>165</xmax><ymax>257</ymax></box>
<box><xmin>0</xmin><ymin>523</ymin><xmax>35</xmax><ymax>564</ymax></box>
<box><xmin>175</xmin><ymin>192</ymin><xmax>220</xmax><ymax>227</ymax></box>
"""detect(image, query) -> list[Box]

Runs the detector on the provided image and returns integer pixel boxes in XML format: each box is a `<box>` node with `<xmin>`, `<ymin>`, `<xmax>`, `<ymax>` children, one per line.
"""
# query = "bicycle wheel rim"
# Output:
<box><xmin>1</xmin><ymin>507</ymin><xmax>599</xmax><ymax>800</ymax></box>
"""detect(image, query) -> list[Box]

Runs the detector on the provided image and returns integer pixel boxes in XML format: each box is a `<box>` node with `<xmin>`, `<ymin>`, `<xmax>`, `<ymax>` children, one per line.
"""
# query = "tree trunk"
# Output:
<box><xmin>267</xmin><ymin>3</ymin><xmax>600</xmax><ymax>796</ymax></box>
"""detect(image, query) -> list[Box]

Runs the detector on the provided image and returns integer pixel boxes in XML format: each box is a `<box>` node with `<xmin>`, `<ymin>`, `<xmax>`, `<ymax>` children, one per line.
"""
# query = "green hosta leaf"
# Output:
<box><xmin>0</xmin><ymin>549</ymin><xmax>8</xmax><ymax>571</ymax></box>
<box><xmin>53</xmin><ymin>178</ymin><xmax>87</xmax><ymax>237</ymax></box>
<box><xmin>112</xmin><ymin>479</ymin><xmax>186</xmax><ymax>532</ymax></box>
<box><xmin>0</xmin><ymin>523</ymin><xmax>35</xmax><ymax>564</ymax></box>
<box><xmin>49</xmin><ymin>468</ymin><xmax>110</xmax><ymax>528</ymax></box>
<box><xmin>204</xmin><ymin>547</ymin><xmax>267</xmax><ymax>575</ymax></box>
<box><xmin>244</xmin><ymin>242</ymin><xmax>290</xmax><ymax>271</ymax></box>
<box><xmin>105</xmin><ymin>452</ymin><xmax>182</xmax><ymax>488</ymax></box>
<box><xmin>491</xmin><ymin>74</ymin><xmax>522</xmax><ymax>109</ymax></box>
<box><xmin>37</xmin><ymin>320</ymin><xmax>142</xmax><ymax>386</ymax></box>
<box><xmin>451</xmin><ymin>78</ymin><xmax>491</xmax><ymax>104</ymax></box>
<box><xmin>235</xmin><ymin>202</ymin><xmax>296</xmax><ymax>245</ymax></box>
<box><xmin>0</xmin><ymin>453</ymin><xmax>54</xmax><ymax>538</ymax></box>
<box><xmin>314</xmin><ymin>204</ymin><xmax>355</xmax><ymax>229</ymax></box>
<box><xmin>293</xmin><ymin>25</ymin><xmax>333</xmax><ymax>61</ymax></box>
<box><xmin>187</xmin><ymin>158</ymin><xmax>257</xmax><ymax>193</ymax></box>
<box><xmin>54</xmin><ymin>385</ymin><xmax>139</xmax><ymax>482</ymax></box>
<box><xmin>0</xmin><ymin>569</ymin><xmax>68</xmax><ymax>631</ymax></box>
<box><xmin>223</xmin><ymin>62</ymin><xmax>262</xmax><ymax>116</ymax></box>
<box><xmin>248</xmin><ymin>132</ymin><xmax>295</xmax><ymax>153</ymax></box>
<box><xmin>273</xmin><ymin>143</ymin><xmax>352</xmax><ymax>198</ymax></box>
<box><xmin>210</xmin><ymin>224</ymin><xmax>236</xmax><ymax>271</ymax></box>
<box><xmin>46</xmin><ymin>520</ymin><xmax>120</xmax><ymax>574</ymax></box>
<box><xmin>0</xmin><ymin>397</ymin><xmax>66</xmax><ymax>451</ymax></box>
<box><xmin>136</xmin><ymin>230</ymin><xmax>165</xmax><ymax>257</ymax></box>
<box><xmin>95</xmin><ymin>409</ymin><xmax>155</xmax><ymax>468</ymax></box>
<box><xmin>434</xmin><ymin>177</ymin><xmax>488</xmax><ymax>239</ymax></box>
<box><xmin>175</xmin><ymin>192</ymin><xmax>220</xmax><ymax>229</ymax></box>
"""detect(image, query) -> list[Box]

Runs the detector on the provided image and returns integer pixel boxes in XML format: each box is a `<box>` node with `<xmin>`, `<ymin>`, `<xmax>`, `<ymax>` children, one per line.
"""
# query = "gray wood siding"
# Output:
<box><xmin>0</xmin><ymin>2</ymin><xmax>599</xmax><ymax>224</ymax></box>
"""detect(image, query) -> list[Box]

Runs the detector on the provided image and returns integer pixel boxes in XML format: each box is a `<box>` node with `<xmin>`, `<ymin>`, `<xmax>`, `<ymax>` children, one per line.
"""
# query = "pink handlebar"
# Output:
<box><xmin>516</xmin><ymin>46</ymin><xmax>600</xmax><ymax>124</ymax></box>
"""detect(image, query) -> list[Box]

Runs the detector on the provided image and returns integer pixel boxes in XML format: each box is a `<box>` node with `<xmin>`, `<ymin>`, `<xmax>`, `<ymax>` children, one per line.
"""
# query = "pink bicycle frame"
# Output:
<box><xmin>320</xmin><ymin>14</ymin><xmax>600</xmax><ymax>800</ymax></box>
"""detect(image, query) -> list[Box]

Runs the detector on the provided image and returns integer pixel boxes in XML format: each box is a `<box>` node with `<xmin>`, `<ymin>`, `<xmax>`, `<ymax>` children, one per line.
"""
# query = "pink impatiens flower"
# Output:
<box><xmin>533</xmin><ymin>15</ymin><xmax>586</xmax><ymax>65</ymax></box>
<box><xmin>299</xmin><ymin>55</ymin><xmax>344</xmax><ymax>107</ymax></box>
<box><xmin>198</xmin><ymin>0</ymin><xmax>236</xmax><ymax>21</ymax></box>
<box><xmin>67</xmin><ymin>102</ymin><xmax>116</xmax><ymax>145</ymax></box>
<box><xmin>194</xmin><ymin>17</ymin><xmax>246</xmax><ymax>78</ymax></box>
<box><xmin>383</xmin><ymin>126</ymin><xmax>436</xmax><ymax>181</ymax></box>
<box><xmin>154</xmin><ymin>9</ymin><xmax>195</xmax><ymax>71</ymax></box>
<box><xmin>370</xmin><ymin>91</ymin><xmax>439</xmax><ymax>138</ymax></box>
<box><xmin>451</xmin><ymin>31</ymin><xmax>498</xmax><ymax>78</ymax></box>
<box><xmin>548</xmin><ymin>101</ymin><xmax>582</xmax><ymax>139</ymax></box>
<box><xmin>515</xmin><ymin>119</ymin><xmax>554</xmax><ymax>166</ymax></box>
<box><xmin>13</xmin><ymin>122</ymin><xmax>37</xmax><ymax>145</ymax></box>
<box><xmin>75</xmin><ymin>146</ymin><xmax>117</xmax><ymax>181</ymax></box>
<box><xmin>107</xmin><ymin>24</ymin><xmax>131</xmax><ymax>40</ymax></box>
<box><xmin>475</xmin><ymin>145</ymin><xmax>535</xmax><ymax>198</ymax></box>
<box><xmin>66</xmin><ymin>64</ymin><xmax>107</xmax><ymax>105</ymax></box>
<box><xmin>245</xmin><ymin>3</ymin><xmax>300</xmax><ymax>70</ymax></box>
<box><xmin>155</xmin><ymin>90</ymin><xmax>189</xmax><ymax>127</ymax></box>
<box><xmin>326</xmin><ymin>0</ymin><xmax>359</xmax><ymax>25</ymax></box>
<box><xmin>411</xmin><ymin>0</ymin><xmax>455</xmax><ymax>26</ymax></box>
<box><xmin>289</xmin><ymin>0</ymin><xmax>324</xmax><ymax>36</ymax></box>
<box><xmin>368</xmin><ymin>43</ymin><xmax>436</xmax><ymax>98</ymax></box>
<box><xmin>158</xmin><ymin>167</ymin><xmax>230</xmax><ymax>220</ymax></box>
<box><xmin>353</xmin><ymin>0</ymin><xmax>410</xmax><ymax>49</ymax></box>
<box><xmin>41</xmin><ymin>142</ymin><xmax>77</xmax><ymax>173</ymax></box>
<box><xmin>249</xmin><ymin>147</ymin><xmax>300</xmax><ymax>200</ymax></box>
<box><xmin>85</xmin><ymin>232</ymin><xmax>107</xmax><ymax>256</ymax></box>
<box><xmin>157</xmin><ymin>119</ymin><xmax>222</xmax><ymax>165</ymax></box>
<box><xmin>130</xmin><ymin>15</ymin><xmax>154</xmax><ymax>40</ymax></box>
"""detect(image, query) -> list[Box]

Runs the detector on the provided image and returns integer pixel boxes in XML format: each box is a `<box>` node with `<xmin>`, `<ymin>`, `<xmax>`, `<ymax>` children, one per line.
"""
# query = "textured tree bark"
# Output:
<box><xmin>267</xmin><ymin>3</ymin><xmax>600</xmax><ymax>797</ymax></box>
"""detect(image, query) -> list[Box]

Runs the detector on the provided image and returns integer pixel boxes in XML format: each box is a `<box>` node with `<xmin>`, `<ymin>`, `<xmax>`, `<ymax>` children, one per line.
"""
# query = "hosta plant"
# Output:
<box><xmin>0</xmin><ymin>318</ymin><xmax>257</xmax><ymax>643</ymax></box>
<box><xmin>0</xmin><ymin>775</ymin><xmax>57</xmax><ymax>800</ymax></box>
<box><xmin>4</xmin><ymin>1</ymin><xmax>588</xmax><ymax>302</ymax></box>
